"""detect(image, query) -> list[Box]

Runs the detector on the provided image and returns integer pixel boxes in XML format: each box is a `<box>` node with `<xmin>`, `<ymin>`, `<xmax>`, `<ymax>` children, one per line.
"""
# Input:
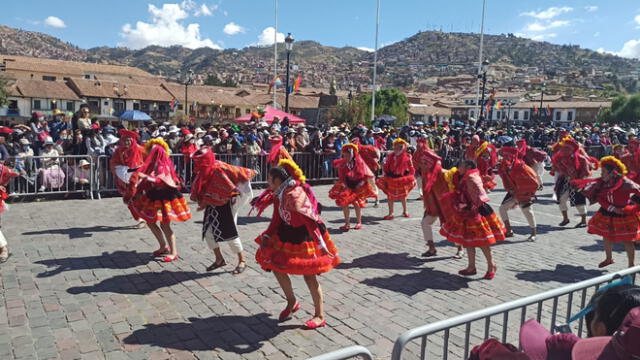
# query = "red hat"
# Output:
<box><xmin>91</xmin><ymin>123</ymin><xmax>100</xmax><ymax>130</ymax></box>
<box><xmin>501</xmin><ymin>146</ymin><xmax>520</xmax><ymax>157</ymax></box>
<box><xmin>561</xmin><ymin>138</ymin><xmax>580</xmax><ymax>152</ymax></box>
<box><xmin>0</xmin><ymin>126</ymin><xmax>13</xmax><ymax>135</ymax></box>
<box><xmin>181</xmin><ymin>128</ymin><xmax>192</xmax><ymax>136</ymax></box>
<box><xmin>118</xmin><ymin>129</ymin><xmax>138</xmax><ymax>140</ymax></box>
<box><xmin>571</xmin><ymin>306</ymin><xmax>640</xmax><ymax>360</ymax></box>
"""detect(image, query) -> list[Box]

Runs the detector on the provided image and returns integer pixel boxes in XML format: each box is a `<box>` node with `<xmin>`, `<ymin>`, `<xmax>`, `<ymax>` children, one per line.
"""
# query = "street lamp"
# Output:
<box><xmin>476</xmin><ymin>59</ymin><xmax>489</xmax><ymax>129</ymax></box>
<box><xmin>183</xmin><ymin>70</ymin><xmax>194</xmax><ymax>116</ymax></box>
<box><xmin>284</xmin><ymin>33</ymin><xmax>294</xmax><ymax>114</ymax></box>
<box><xmin>539</xmin><ymin>82</ymin><xmax>546</xmax><ymax>124</ymax></box>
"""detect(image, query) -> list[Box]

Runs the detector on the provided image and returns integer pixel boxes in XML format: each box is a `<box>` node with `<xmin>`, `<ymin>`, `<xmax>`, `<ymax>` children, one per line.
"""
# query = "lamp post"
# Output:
<box><xmin>284</xmin><ymin>33</ymin><xmax>294</xmax><ymax>114</ymax></box>
<box><xmin>539</xmin><ymin>82</ymin><xmax>546</xmax><ymax>124</ymax></box>
<box><xmin>184</xmin><ymin>70</ymin><xmax>194</xmax><ymax>116</ymax></box>
<box><xmin>476</xmin><ymin>60</ymin><xmax>489</xmax><ymax>129</ymax></box>
<box><xmin>506</xmin><ymin>100</ymin><xmax>513</xmax><ymax>130</ymax></box>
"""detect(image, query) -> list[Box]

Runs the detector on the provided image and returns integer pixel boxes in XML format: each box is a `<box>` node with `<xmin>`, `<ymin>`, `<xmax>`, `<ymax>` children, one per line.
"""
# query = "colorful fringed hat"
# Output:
<box><xmin>392</xmin><ymin>138</ymin><xmax>409</xmax><ymax>148</ymax></box>
<box><xmin>277</xmin><ymin>158</ymin><xmax>306</xmax><ymax>184</ymax></box>
<box><xmin>341</xmin><ymin>143</ymin><xmax>359</xmax><ymax>154</ymax></box>
<box><xmin>600</xmin><ymin>156</ymin><xmax>627</xmax><ymax>175</ymax></box>
<box><xmin>144</xmin><ymin>138</ymin><xmax>171</xmax><ymax>155</ymax></box>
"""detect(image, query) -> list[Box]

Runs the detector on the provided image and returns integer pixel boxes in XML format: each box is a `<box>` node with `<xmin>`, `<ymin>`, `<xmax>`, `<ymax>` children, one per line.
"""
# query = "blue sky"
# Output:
<box><xmin>3</xmin><ymin>0</ymin><xmax>640</xmax><ymax>58</ymax></box>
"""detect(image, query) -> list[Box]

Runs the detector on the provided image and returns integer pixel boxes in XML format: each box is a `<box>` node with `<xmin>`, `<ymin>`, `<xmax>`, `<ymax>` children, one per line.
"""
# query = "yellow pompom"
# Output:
<box><xmin>600</xmin><ymin>156</ymin><xmax>627</xmax><ymax>175</ymax></box>
<box><xmin>144</xmin><ymin>138</ymin><xmax>171</xmax><ymax>155</ymax></box>
<box><xmin>342</xmin><ymin>143</ymin><xmax>359</xmax><ymax>154</ymax></box>
<box><xmin>444</xmin><ymin>167</ymin><xmax>458</xmax><ymax>192</ymax></box>
<box><xmin>277</xmin><ymin>158</ymin><xmax>306</xmax><ymax>184</ymax></box>
<box><xmin>392</xmin><ymin>138</ymin><xmax>408</xmax><ymax>148</ymax></box>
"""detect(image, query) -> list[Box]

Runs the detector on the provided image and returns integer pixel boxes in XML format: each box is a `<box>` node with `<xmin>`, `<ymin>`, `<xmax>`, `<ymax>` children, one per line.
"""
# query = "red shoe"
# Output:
<box><xmin>161</xmin><ymin>254</ymin><xmax>179</xmax><ymax>263</ymax></box>
<box><xmin>339</xmin><ymin>225</ymin><xmax>350</xmax><ymax>232</ymax></box>
<box><xmin>458</xmin><ymin>268</ymin><xmax>477</xmax><ymax>276</ymax></box>
<box><xmin>383</xmin><ymin>215</ymin><xmax>394</xmax><ymax>220</ymax></box>
<box><xmin>598</xmin><ymin>259</ymin><xmax>614</xmax><ymax>268</ymax></box>
<box><xmin>484</xmin><ymin>265</ymin><xmax>497</xmax><ymax>280</ymax></box>
<box><xmin>153</xmin><ymin>247</ymin><xmax>170</xmax><ymax>256</ymax></box>
<box><xmin>353</xmin><ymin>223</ymin><xmax>363</xmax><ymax>230</ymax></box>
<box><xmin>304</xmin><ymin>318</ymin><xmax>327</xmax><ymax>329</ymax></box>
<box><xmin>279</xmin><ymin>302</ymin><xmax>300</xmax><ymax>321</ymax></box>
<box><xmin>402</xmin><ymin>212</ymin><xmax>410</xmax><ymax>218</ymax></box>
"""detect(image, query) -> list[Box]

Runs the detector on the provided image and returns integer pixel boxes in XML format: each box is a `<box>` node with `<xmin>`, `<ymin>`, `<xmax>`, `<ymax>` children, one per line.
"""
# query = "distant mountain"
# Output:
<box><xmin>1</xmin><ymin>25</ymin><xmax>639</xmax><ymax>91</ymax></box>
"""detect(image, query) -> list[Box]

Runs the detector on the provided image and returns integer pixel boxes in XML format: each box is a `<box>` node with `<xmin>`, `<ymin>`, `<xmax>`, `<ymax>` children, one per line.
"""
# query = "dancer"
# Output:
<box><xmin>551</xmin><ymin>138</ymin><xmax>593</xmax><ymax>227</ymax></box>
<box><xmin>498</xmin><ymin>146</ymin><xmax>540</xmax><ymax>241</ymax></box>
<box><xmin>191</xmin><ymin>147</ymin><xmax>256</xmax><ymax>274</ymax></box>
<box><xmin>573</xmin><ymin>156</ymin><xmax>640</xmax><ymax>268</ymax></box>
<box><xmin>126</xmin><ymin>139</ymin><xmax>191</xmax><ymax>262</ymax></box>
<box><xmin>255</xmin><ymin>159</ymin><xmax>339</xmax><ymax>329</ymax></box>
<box><xmin>440</xmin><ymin>160</ymin><xmax>505</xmax><ymax>279</ymax></box>
<box><xmin>0</xmin><ymin>160</ymin><xmax>18</xmax><ymax>263</ymax></box>
<box><xmin>516</xmin><ymin>139</ymin><xmax>547</xmax><ymax>190</ymax></box>
<box><xmin>621</xmin><ymin>139</ymin><xmax>640</xmax><ymax>183</ymax></box>
<box><xmin>266</xmin><ymin>134</ymin><xmax>293</xmax><ymax>166</ymax></box>
<box><xmin>412</xmin><ymin>138</ymin><xmax>462</xmax><ymax>258</ymax></box>
<box><xmin>356</xmin><ymin>140</ymin><xmax>382</xmax><ymax>207</ymax></box>
<box><xmin>109</xmin><ymin>129</ymin><xmax>145</xmax><ymax>227</ymax></box>
<box><xmin>328</xmin><ymin>143</ymin><xmax>376</xmax><ymax>231</ymax></box>
<box><xmin>376</xmin><ymin>138</ymin><xmax>416</xmax><ymax>220</ymax></box>
<box><xmin>464</xmin><ymin>135</ymin><xmax>498</xmax><ymax>191</ymax></box>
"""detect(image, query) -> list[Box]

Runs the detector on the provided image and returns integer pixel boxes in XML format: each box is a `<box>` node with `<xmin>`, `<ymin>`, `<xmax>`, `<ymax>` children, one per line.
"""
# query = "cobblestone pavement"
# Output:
<box><xmin>0</xmin><ymin>174</ymin><xmax>630</xmax><ymax>359</ymax></box>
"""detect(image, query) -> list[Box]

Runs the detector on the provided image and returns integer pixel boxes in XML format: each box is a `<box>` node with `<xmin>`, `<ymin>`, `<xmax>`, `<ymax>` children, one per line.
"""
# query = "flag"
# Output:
<box><xmin>109</xmin><ymin>107</ymin><xmax>115</xmax><ymax>116</ymax></box>
<box><xmin>268</xmin><ymin>76</ymin><xmax>282</xmax><ymax>93</ymax></box>
<box><xmin>494</xmin><ymin>100</ymin><xmax>503</xmax><ymax>110</ymax></box>
<box><xmin>293</xmin><ymin>76</ymin><xmax>302</xmax><ymax>92</ymax></box>
<box><xmin>533</xmin><ymin>105</ymin><xmax>539</xmax><ymax>115</ymax></box>
<box><xmin>191</xmin><ymin>101</ymin><xmax>198</xmax><ymax>110</ymax></box>
<box><xmin>170</xmin><ymin>99</ymin><xmax>179</xmax><ymax>111</ymax></box>
<box><xmin>547</xmin><ymin>105</ymin><xmax>552</xmax><ymax>116</ymax></box>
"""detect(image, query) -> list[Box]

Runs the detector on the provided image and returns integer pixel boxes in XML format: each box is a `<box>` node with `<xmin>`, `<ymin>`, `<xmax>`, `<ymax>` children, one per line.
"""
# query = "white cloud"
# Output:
<box><xmin>194</xmin><ymin>4</ymin><xmax>217</xmax><ymax>17</ymax></box>
<box><xmin>223</xmin><ymin>22</ymin><xmax>245</xmax><ymax>35</ymax></box>
<box><xmin>223</xmin><ymin>10</ymin><xmax>228</xmax><ymax>16</ymax></box>
<box><xmin>585</xmin><ymin>6</ymin><xmax>598</xmax><ymax>12</ymax></box>
<box><xmin>44</xmin><ymin>16</ymin><xmax>66</xmax><ymax>28</ymax></box>
<box><xmin>525</xmin><ymin>20</ymin><xmax>569</xmax><ymax>32</ymax></box>
<box><xmin>357</xmin><ymin>46</ymin><xmax>374</xmax><ymax>52</ymax></box>
<box><xmin>515</xmin><ymin>32</ymin><xmax>557</xmax><ymax>41</ymax></box>
<box><xmin>120</xmin><ymin>3</ymin><xmax>221</xmax><ymax>50</ymax></box>
<box><xmin>521</xmin><ymin>6</ymin><xmax>573</xmax><ymax>20</ymax></box>
<box><xmin>618</xmin><ymin>39</ymin><xmax>640</xmax><ymax>59</ymax></box>
<box><xmin>255</xmin><ymin>27</ymin><xmax>285</xmax><ymax>46</ymax></box>
<box><xmin>635</xmin><ymin>14</ymin><xmax>640</xmax><ymax>29</ymax></box>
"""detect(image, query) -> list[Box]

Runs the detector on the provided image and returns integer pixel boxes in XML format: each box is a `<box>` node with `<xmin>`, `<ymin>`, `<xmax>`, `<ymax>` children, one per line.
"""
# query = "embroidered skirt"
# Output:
<box><xmin>130</xmin><ymin>187</ymin><xmax>191</xmax><ymax>224</ymax></box>
<box><xmin>588</xmin><ymin>208</ymin><xmax>640</xmax><ymax>242</ymax></box>
<box><xmin>255</xmin><ymin>223</ymin><xmax>340</xmax><ymax>275</ymax></box>
<box><xmin>376</xmin><ymin>175</ymin><xmax>416</xmax><ymax>201</ymax></box>
<box><xmin>328</xmin><ymin>181</ymin><xmax>376</xmax><ymax>208</ymax></box>
<box><xmin>440</xmin><ymin>203</ymin><xmax>506</xmax><ymax>247</ymax></box>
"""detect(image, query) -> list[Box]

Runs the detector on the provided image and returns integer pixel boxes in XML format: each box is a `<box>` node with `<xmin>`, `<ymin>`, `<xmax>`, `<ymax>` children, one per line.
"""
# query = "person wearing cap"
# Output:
<box><xmin>329</xmin><ymin>143</ymin><xmax>376</xmax><ymax>231</ymax></box>
<box><xmin>294</xmin><ymin>124</ymin><xmax>309</xmax><ymax>152</ymax></box>
<box><xmin>266</xmin><ymin>134</ymin><xmax>293</xmax><ymax>166</ymax></box>
<box><xmin>72</xmin><ymin>159</ymin><xmax>91</xmax><ymax>191</ymax></box>
<box><xmin>0</xmin><ymin>160</ymin><xmax>19</xmax><ymax>263</ymax></box>
<box><xmin>439</xmin><ymin>159</ymin><xmax>505</xmax><ymax>280</ymax></box>
<box><xmin>377</xmin><ymin>138</ymin><xmax>416</xmax><ymax>220</ymax></box>
<box><xmin>552</xmin><ymin>138</ymin><xmax>594</xmax><ymax>228</ymax></box>
<box><xmin>190</xmin><ymin>147</ymin><xmax>256</xmax><ymax>274</ymax></box>
<box><xmin>413</xmin><ymin>137</ymin><xmax>463</xmax><ymax>258</ymax></box>
<box><xmin>498</xmin><ymin>145</ymin><xmax>540</xmax><ymax>242</ymax></box>
<box><xmin>572</xmin><ymin>156</ymin><xmax>640</xmax><ymax>268</ymax></box>
<box><xmin>38</xmin><ymin>137</ymin><xmax>66</xmax><ymax>192</ymax></box>
<box><xmin>255</xmin><ymin>159</ymin><xmax>340</xmax><ymax>329</ymax></box>
<box><xmin>179</xmin><ymin>133</ymin><xmax>197</xmax><ymax>184</ymax></box>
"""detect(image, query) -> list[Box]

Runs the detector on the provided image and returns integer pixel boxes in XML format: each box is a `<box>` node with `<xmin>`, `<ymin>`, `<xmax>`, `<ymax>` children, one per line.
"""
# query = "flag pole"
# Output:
<box><xmin>273</xmin><ymin>0</ymin><xmax>278</xmax><ymax>108</ymax></box>
<box><xmin>371</xmin><ymin>0</ymin><xmax>380</xmax><ymax>123</ymax></box>
<box><xmin>473</xmin><ymin>0</ymin><xmax>487</xmax><ymax>126</ymax></box>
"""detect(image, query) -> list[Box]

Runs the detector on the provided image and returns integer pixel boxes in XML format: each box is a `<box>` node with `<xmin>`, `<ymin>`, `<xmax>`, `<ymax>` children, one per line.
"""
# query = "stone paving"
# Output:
<box><xmin>0</xmin><ymin>174</ymin><xmax>631</xmax><ymax>359</ymax></box>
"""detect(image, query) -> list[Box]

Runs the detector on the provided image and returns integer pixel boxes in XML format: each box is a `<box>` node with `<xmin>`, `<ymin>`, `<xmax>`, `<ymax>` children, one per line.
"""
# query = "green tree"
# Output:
<box><xmin>329</xmin><ymin>97</ymin><xmax>368</xmax><ymax>127</ymax></box>
<box><xmin>0</xmin><ymin>76</ymin><xmax>9</xmax><ymax>107</ymax></box>
<box><xmin>612</xmin><ymin>94</ymin><xmax>640</xmax><ymax>124</ymax></box>
<box><xmin>204</xmin><ymin>74</ymin><xmax>224</xmax><ymax>86</ymax></box>
<box><xmin>361</xmin><ymin>88</ymin><xmax>409</xmax><ymax>126</ymax></box>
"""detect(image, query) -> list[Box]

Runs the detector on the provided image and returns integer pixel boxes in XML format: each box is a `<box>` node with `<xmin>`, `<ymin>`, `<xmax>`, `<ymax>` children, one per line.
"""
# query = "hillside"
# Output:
<box><xmin>1</xmin><ymin>25</ymin><xmax>639</xmax><ymax>91</ymax></box>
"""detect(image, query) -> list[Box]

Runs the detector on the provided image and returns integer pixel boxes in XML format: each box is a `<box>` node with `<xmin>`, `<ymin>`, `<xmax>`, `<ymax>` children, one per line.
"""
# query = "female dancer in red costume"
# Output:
<box><xmin>109</xmin><ymin>129</ymin><xmax>146</xmax><ymax>227</ymax></box>
<box><xmin>255</xmin><ymin>159</ymin><xmax>340</xmax><ymax>329</ymax></box>
<box><xmin>329</xmin><ymin>143</ymin><xmax>376</xmax><ymax>231</ymax></box>
<box><xmin>126</xmin><ymin>139</ymin><xmax>191</xmax><ymax>262</ymax></box>
<box><xmin>376</xmin><ymin>138</ymin><xmax>416</xmax><ymax>220</ymax></box>
<box><xmin>464</xmin><ymin>135</ymin><xmax>498</xmax><ymax>191</ymax></box>
<box><xmin>440</xmin><ymin>160</ymin><xmax>506</xmax><ymax>279</ymax></box>
<box><xmin>0</xmin><ymin>161</ymin><xmax>18</xmax><ymax>262</ymax></box>
<box><xmin>573</xmin><ymin>156</ymin><xmax>640</xmax><ymax>268</ymax></box>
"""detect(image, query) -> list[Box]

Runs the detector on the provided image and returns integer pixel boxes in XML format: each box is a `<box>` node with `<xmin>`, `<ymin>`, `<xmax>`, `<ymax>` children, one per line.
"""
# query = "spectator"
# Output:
<box><xmin>294</xmin><ymin>124</ymin><xmax>309</xmax><ymax>152</ymax></box>
<box><xmin>72</xmin><ymin>159</ymin><xmax>91</xmax><ymax>187</ymax></box>
<box><xmin>75</xmin><ymin>105</ymin><xmax>92</xmax><ymax>131</ymax></box>
<box><xmin>38</xmin><ymin>137</ymin><xmax>66</xmax><ymax>191</ymax></box>
<box><xmin>85</xmin><ymin>126</ymin><xmax>106</xmax><ymax>157</ymax></box>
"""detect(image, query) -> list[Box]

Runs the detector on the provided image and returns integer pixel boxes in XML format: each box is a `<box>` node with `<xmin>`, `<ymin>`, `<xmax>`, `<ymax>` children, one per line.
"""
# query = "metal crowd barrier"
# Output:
<box><xmin>390</xmin><ymin>266</ymin><xmax>640</xmax><ymax>360</ymax></box>
<box><xmin>306</xmin><ymin>346</ymin><xmax>374</xmax><ymax>360</ymax></box>
<box><xmin>7</xmin><ymin>155</ymin><xmax>95</xmax><ymax>199</ymax></box>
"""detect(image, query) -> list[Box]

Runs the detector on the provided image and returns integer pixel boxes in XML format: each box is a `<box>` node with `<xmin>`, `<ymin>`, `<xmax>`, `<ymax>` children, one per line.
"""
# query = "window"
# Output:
<box><xmin>245</xmin><ymin>109</ymin><xmax>251</xmax><ymax>114</ymax></box>
<box><xmin>524</xmin><ymin>111</ymin><xmax>529</xmax><ymax>120</ymax></box>
<box><xmin>567</xmin><ymin>111</ymin><xmax>573</xmax><ymax>121</ymax></box>
<box><xmin>514</xmin><ymin>111</ymin><xmax>519</xmax><ymax>120</ymax></box>
<box><xmin>556</xmin><ymin>111</ymin><xmax>561</xmax><ymax>121</ymax></box>
<box><xmin>42</xmin><ymin>76</ymin><xmax>56</xmax><ymax>81</ymax></box>
<box><xmin>8</xmin><ymin>100</ymin><xmax>17</xmax><ymax>110</ymax></box>
<box><xmin>235</xmin><ymin>108</ymin><xmax>241</xmax><ymax>117</ymax></box>
<box><xmin>33</xmin><ymin>100</ymin><xmax>41</xmax><ymax>110</ymax></box>
<box><xmin>66</xmin><ymin>101</ymin><xmax>74</xmax><ymax>111</ymax></box>
<box><xmin>104</xmin><ymin>101</ymin><xmax>109</xmax><ymax>106</ymax></box>
<box><xmin>176</xmin><ymin>104</ymin><xmax>182</xmax><ymax>111</ymax></box>
<box><xmin>114</xmin><ymin>100</ymin><xmax>125</xmax><ymax>115</ymax></box>
<box><xmin>134</xmin><ymin>103</ymin><xmax>141</xmax><ymax>110</ymax></box>
<box><xmin>469</xmin><ymin>110</ymin><xmax>475</xmax><ymax>118</ymax></box>
<box><xmin>51</xmin><ymin>101</ymin><xmax>57</xmax><ymax>109</ymax></box>
<box><xmin>84</xmin><ymin>74</ymin><xmax>92</xmax><ymax>79</ymax></box>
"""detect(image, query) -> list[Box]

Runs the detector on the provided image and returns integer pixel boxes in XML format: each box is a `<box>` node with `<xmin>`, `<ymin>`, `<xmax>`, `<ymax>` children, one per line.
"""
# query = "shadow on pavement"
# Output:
<box><xmin>362</xmin><ymin>268</ymin><xmax>470</xmax><ymax>295</ymax></box>
<box><xmin>66</xmin><ymin>270</ymin><xmax>218</xmax><ymax>295</ymax></box>
<box><xmin>337</xmin><ymin>252</ymin><xmax>425</xmax><ymax>270</ymax></box>
<box><xmin>35</xmin><ymin>250</ymin><xmax>153</xmax><ymax>278</ymax></box>
<box><xmin>515</xmin><ymin>264</ymin><xmax>603</xmax><ymax>283</ymax></box>
<box><xmin>23</xmin><ymin>225</ymin><xmax>134</xmax><ymax>239</ymax></box>
<box><xmin>123</xmin><ymin>314</ymin><xmax>298</xmax><ymax>354</ymax></box>
<box><xmin>509</xmin><ymin>224</ymin><xmax>563</xmax><ymax>236</ymax></box>
<box><xmin>237</xmin><ymin>216</ymin><xmax>271</xmax><ymax>225</ymax></box>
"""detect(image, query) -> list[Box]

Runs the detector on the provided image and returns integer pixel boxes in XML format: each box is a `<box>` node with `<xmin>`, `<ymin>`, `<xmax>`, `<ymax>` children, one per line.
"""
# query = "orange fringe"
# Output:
<box><xmin>255</xmin><ymin>231</ymin><xmax>340</xmax><ymax>275</ymax></box>
<box><xmin>130</xmin><ymin>196</ymin><xmax>192</xmax><ymax>224</ymax></box>
<box><xmin>328</xmin><ymin>181</ymin><xmax>376</xmax><ymax>208</ymax></box>
<box><xmin>440</xmin><ymin>212</ymin><xmax>506</xmax><ymax>247</ymax></box>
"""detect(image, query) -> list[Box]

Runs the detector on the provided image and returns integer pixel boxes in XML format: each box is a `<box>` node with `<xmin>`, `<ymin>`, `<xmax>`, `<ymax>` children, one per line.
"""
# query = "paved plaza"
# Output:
<box><xmin>0</xmin><ymin>175</ymin><xmax>629</xmax><ymax>359</ymax></box>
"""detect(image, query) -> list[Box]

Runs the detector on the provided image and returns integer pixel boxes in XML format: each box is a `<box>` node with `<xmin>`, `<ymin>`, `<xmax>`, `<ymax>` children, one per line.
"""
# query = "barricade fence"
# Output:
<box><xmin>306</xmin><ymin>346</ymin><xmax>374</xmax><ymax>360</ymax></box>
<box><xmin>390</xmin><ymin>266</ymin><xmax>640</xmax><ymax>360</ymax></box>
<box><xmin>7</xmin><ymin>153</ymin><xmax>341</xmax><ymax>199</ymax></box>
